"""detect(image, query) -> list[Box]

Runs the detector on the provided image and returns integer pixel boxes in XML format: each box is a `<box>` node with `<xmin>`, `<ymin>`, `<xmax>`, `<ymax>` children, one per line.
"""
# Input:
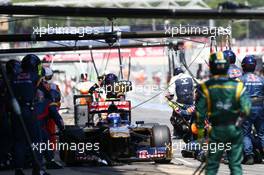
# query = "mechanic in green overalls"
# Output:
<box><xmin>195</xmin><ymin>51</ymin><xmax>251</xmax><ymax>175</ymax></box>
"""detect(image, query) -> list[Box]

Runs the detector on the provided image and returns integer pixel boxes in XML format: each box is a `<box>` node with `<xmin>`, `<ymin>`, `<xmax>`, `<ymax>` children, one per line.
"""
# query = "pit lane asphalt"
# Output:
<box><xmin>1</xmin><ymin>107</ymin><xmax>263</xmax><ymax>175</ymax></box>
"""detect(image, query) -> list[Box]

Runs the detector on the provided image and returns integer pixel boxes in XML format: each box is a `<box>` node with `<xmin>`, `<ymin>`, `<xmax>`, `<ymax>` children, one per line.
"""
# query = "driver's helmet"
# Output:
<box><xmin>108</xmin><ymin>113</ymin><xmax>121</xmax><ymax>127</ymax></box>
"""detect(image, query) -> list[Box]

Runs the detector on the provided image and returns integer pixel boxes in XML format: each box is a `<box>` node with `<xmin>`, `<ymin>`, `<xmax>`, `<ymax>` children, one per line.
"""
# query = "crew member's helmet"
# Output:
<box><xmin>44</xmin><ymin>67</ymin><xmax>53</xmax><ymax>81</ymax></box>
<box><xmin>104</xmin><ymin>73</ymin><xmax>118</xmax><ymax>85</ymax></box>
<box><xmin>241</xmin><ymin>55</ymin><xmax>256</xmax><ymax>73</ymax></box>
<box><xmin>6</xmin><ymin>59</ymin><xmax>21</xmax><ymax>76</ymax></box>
<box><xmin>209</xmin><ymin>51</ymin><xmax>230</xmax><ymax>75</ymax></box>
<box><xmin>223</xmin><ymin>50</ymin><xmax>236</xmax><ymax>64</ymax></box>
<box><xmin>80</xmin><ymin>73</ymin><xmax>89</xmax><ymax>82</ymax></box>
<box><xmin>173</xmin><ymin>67</ymin><xmax>184</xmax><ymax>76</ymax></box>
<box><xmin>21</xmin><ymin>54</ymin><xmax>42</xmax><ymax>75</ymax></box>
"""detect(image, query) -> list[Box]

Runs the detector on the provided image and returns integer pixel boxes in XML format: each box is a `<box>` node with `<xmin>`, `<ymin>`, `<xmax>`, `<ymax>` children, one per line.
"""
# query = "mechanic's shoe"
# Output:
<box><xmin>96</xmin><ymin>158</ymin><xmax>108</xmax><ymax>166</ymax></box>
<box><xmin>221</xmin><ymin>157</ymin><xmax>229</xmax><ymax>164</ymax></box>
<box><xmin>221</xmin><ymin>151</ymin><xmax>229</xmax><ymax>164</ymax></box>
<box><xmin>181</xmin><ymin>150</ymin><xmax>195</xmax><ymax>158</ymax></box>
<box><xmin>172</xmin><ymin>129</ymin><xmax>181</xmax><ymax>139</ymax></box>
<box><xmin>172</xmin><ymin>130</ymin><xmax>181</xmax><ymax>139</ymax></box>
<box><xmin>32</xmin><ymin>168</ymin><xmax>51</xmax><ymax>175</ymax></box>
<box><xmin>254</xmin><ymin>149</ymin><xmax>263</xmax><ymax>163</ymax></box>
<box><xmin>39</xmin><ymin>171</ymin><xmax>50</xmax><ymax>175</ymax></box>
<box><xmin>172</xmin><ymin>135</ymin><xmax>181</xmax><ymax>139</ymax></box>
<box><xmin>15</xmin><ymin>169</ymin><xmax>25</xmax><ymax>175</ymax></box>
<box><xmin>196</xmin><ymin>151</ymin><xmax>206</xmax><ymax>162</ymax></box>
<box><xmin>243</xmin><ymin>155</ymin><xmax>254</xmax><ymax>165</ymax></box>
<box><xmin>109</xmin><ymin>161</ymin><xmax>124</xmax><ymax>166</ymax></box>
<box><xmin>46</xmin><ymin>160</ymin><xmax>63</xmax><ymax>169</ymax></box>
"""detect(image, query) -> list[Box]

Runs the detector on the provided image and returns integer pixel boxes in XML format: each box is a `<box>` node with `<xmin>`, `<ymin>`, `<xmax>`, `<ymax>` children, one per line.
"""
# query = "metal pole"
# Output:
<box><xmin>0</xmin><ymin>42</ymin><xmax>171</xmax><ymax>56</ymax></box>
<box><xmin>0</xmin><ymin>6</ymin><xmax>264</xmax><ymax>19</ymax></box>
<box><xmin>128</xmin><ymin>54</ymin><xmax>131</xmax><ymax>81</ymax></box>
<box><xmin>171</xmin><ymin>49</ymin><xmax>175</xmax><ymax>75</ymax></box>
<box><xmin>117</xmin><ymin>45</ymin><xmax>123</xmax><ymax>79</ymax></box>
<box><xmin>89</xmin><ymin>49</ymin><xmax>99</xmax><ymax>78</ymax></box>
<box><xmin>167</xmin><ymin>49</ymin><xmax>172</xmax><ymax>82</ymax></box>
<box><xmin>0</xmin><ymin>31</ymin><xmax>212</xmax><ymax>42</ymax></box>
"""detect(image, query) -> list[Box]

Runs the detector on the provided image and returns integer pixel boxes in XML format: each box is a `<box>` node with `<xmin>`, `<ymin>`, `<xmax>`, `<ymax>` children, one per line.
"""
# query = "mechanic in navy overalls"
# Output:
<box><xmin>240</xmin><ymin>55</ymin><xmax>264</xmax><ymax>165</ymax></box>
<box><xmin>36</xmin><ymin>67</ymin><xmax>64</xmax><ymax>169</ymax></box>
<box><xmin>0</xmin><ymin>60</ymin><xmax>22</xmax><ymax>167</ymax></box>
<box><xmin>224</xmin><ymin>50</ymin><xmax>242</xmax><ymax>79</ymax></box>
<box><xmin>11</xmin><ymin>54</ymin><xmax>50</xmax><ymax>175</ymax></box>
<box><xmin>0</xmin><ymin>64</ymin><xmax>11</xmax><ymax>167</ymax></box>
<box><xmin>166</xmin><ymin>67</ymin><xmax>195</xmax><ymax>139</ymax></box>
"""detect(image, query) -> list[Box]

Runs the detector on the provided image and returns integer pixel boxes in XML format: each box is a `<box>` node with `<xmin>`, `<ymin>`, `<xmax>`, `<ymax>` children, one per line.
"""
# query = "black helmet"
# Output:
<box><xmin>241</xmin><ymin>55</ymin><xmax>256</xmax><ymax>73</ymax></box>
<box><xmin>6</xmin><ymin>59</ymin><xmax>21</xmax><ymax>76</ymax></box>
<box><xmin>174</xmin><ymin>67</ymin><xmax>184</xmax><ymax>76</ymax></box>
<box><xmin>21</xmin><ymin>54</ymin><xmax>42</xmax><ymax>74</ymax></box>
<box><xmin>105</xmin><ymin>73</ymin><xmax>118</xmax><ymax>85</ymax></box>
<box><xmin>223</xmin><ymin>50</ymin><xmax>236</xmax><ymax>64</ymax></box>
<box><xmin>209</xmin><ymin>51</ymin><xmax>230</xmax><ymax>75</ymax></box>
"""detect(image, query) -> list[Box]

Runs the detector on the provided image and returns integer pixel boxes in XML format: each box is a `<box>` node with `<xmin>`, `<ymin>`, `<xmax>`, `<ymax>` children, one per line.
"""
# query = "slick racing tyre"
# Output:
<box><xmin>59</xmin><ymin>126</ymin><xmax>85</xmax><ymax>166</ymax></box>
<box><xmin>60</xmin><ymin>149</ymin><xmax>77</xmax><ymax>166</ymax></box>
<box><xmin>151</xmin><ymin>125</ymin><xmax>172</xmax><ymax>164</ymax></box>
<box><xmin>151</xmin><ymin>125</ymin><xmax>171</xmax><ymax>147</ymax></box>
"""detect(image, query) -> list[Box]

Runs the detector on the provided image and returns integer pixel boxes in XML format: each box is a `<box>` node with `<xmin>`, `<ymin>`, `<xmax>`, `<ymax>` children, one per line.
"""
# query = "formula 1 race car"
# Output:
<box><xmin>59</xmin><ymin>94</ymin><xmax>173</xmax><ymax>166</ymax></box>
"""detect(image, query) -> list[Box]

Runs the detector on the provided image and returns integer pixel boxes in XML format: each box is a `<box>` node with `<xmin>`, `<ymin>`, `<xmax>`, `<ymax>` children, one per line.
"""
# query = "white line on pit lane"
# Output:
<box><xmin>173</xmin><ymin>158</ymin><xmax>194</xmax><ymax>166</ymax></box>
<box><xmin>173</xmin><ymin>153</ymin><xmax>182</xmax><ymax>156</ymax></box>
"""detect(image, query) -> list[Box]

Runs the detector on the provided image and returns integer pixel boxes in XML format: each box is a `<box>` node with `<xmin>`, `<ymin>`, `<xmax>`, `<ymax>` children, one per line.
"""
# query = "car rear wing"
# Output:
<box><xmin>89</xmin><ymin>101</ymin><xmax>131</xmax><ymax>121</ymax></box>
<box><xmin>89</xmin><ymin>101</ymin><xmax>131</xmax><ymax>112</ymax></box>
<box><xmin>73</xmin><ymin>94</ymin><xmax>132</xmax><ymax>126</ymax></box>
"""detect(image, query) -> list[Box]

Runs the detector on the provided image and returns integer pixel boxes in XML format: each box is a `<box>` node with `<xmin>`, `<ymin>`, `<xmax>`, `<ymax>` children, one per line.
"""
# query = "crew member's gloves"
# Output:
<box><xmin>197</xmin><ymin>128</ymin><xmax>204</xmax><ymax>141</ymax></box>
<box><xmin>58</xmin><ymin>127</ymin><xmax>65</xmax><ymax>137</ymax></box>
<box><xmin>60</xmin><ymin>123</ymin><xmax>65</xmax><ymax>131</ymax></box>
<box><xmin>89</xmin><ymin>84</ymin><xmax>99</xmax><ymax>94</ymax></box>
<box><xmin>204</xmin><ymin>120</ymin><xmax>212</xmax><ymax>134</ymax></box>
<box><xmin>186</xmin><ymin>106</ymin><xmax>195</xmax><ymax>114</ymax></box>
<box><xmin>165</xmin><ymin>94</ymin><xmax>174</xmax><ymax>101</ymax></box>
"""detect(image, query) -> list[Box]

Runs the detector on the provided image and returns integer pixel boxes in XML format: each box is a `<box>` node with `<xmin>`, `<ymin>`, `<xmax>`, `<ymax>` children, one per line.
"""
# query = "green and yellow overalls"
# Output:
<box><xmin>196</xmin><ymin>75</ymin><xmax>251</xmax><ymax>175</ymax></box>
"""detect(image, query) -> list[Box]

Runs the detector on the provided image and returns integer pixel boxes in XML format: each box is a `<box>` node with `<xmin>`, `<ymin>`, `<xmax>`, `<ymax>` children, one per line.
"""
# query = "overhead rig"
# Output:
<box><xmin>0</xmin><ymin>30</ymin><xmax>220</xmax><ymax>57</ymax></box>
<box><xmin>0</xmin><ymin>5</ymin><xmax>264</xmax><ymax>19</ymax></box>
<box><xmin>0</xmin><ymin>5</ymin><xmax>233</xmax><ymax>68</ymax></box>
<box><xmin>0</xmin><ymin>31</ymin><xmax>214</xmax><ymax>43</ymax></box>
<box><xmin>0</xmin><ymin>42</ymin><xmax>181</xmax><ymax>55</ymax></box>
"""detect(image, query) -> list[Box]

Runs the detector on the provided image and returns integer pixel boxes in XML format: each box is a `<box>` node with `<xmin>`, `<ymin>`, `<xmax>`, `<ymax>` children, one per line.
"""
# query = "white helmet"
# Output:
<box><xmin>44</xmin><ymin>67</ymin><xmax>53</xmax><ymax>80</ymax></box>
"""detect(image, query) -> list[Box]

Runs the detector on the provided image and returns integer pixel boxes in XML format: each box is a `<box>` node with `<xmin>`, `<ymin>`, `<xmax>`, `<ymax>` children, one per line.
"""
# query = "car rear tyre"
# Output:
<box><xmin>151</xmin><ymin>125</ymin><xmax>172</xmax><ymax>164</ymax></box>
<box><xmin>151</xmin><ymin>125</ymin><xmax>171</xmax><ymax>147</ymax></box>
